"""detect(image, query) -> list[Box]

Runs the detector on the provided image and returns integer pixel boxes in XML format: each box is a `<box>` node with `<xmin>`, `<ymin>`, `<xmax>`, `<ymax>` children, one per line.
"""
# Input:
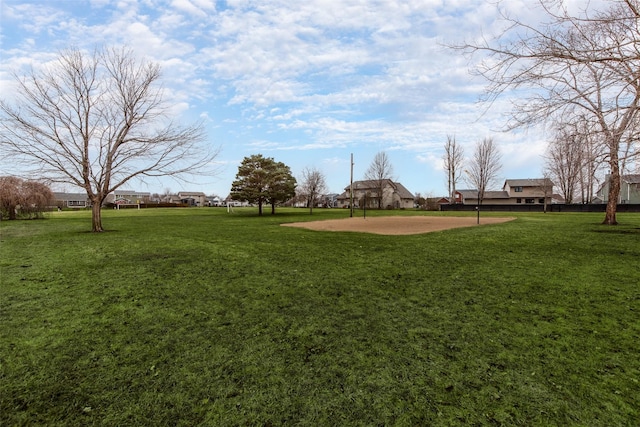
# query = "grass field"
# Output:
<box><xmin>1</xmin><ymin>208</ymin><xmax>639</xmax><ymax>425</ymax></box>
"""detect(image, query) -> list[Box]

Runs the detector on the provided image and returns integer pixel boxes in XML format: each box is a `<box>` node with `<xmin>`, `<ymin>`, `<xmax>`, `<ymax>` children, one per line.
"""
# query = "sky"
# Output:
<box><xmin>0</xmin><ymin>0</ymin><xmax>557</xmax><ymax>198</ymax></box>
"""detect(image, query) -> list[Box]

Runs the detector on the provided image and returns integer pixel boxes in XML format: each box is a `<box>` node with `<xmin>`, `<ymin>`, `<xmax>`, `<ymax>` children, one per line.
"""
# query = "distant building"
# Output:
<box><xmin>456</xmin><ymin>178</ymin><xmax>554</xmax><ymax>205</ymax></box>
<box><xmin>206</xmin><ymin>196</ymin><xmax>223</xmax><ymax>207</ymax></box>
<box><xmin>177</xmin><ymin>192</ymin><xmax>207</xmax><ymax>206</ymax></box>
<box><xmin>336</xmin><ymin>179</ymin><xmax>414</xmax><ymax>209</ymax></box>
<box><xmin>105</xmin><ymin>190</ymin><xmax>151</xmax><ymax>205</ymax></box>
<box><xmin>53</xmin><ymin>192</ymin><xmax>90</xmax><ymax>208</ymax></box>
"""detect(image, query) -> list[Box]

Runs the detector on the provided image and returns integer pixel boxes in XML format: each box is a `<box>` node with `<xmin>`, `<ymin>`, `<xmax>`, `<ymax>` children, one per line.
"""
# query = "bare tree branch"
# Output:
<box><xmin>443</xmin><ymin>135</ymin><xmax>464</xmax><ymax>203</ymax></box>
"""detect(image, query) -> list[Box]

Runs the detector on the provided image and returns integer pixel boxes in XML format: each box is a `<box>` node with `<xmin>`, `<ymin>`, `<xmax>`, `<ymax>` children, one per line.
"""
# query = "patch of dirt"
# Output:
<box><xmin>281</xmin><ymin>216</ymin><xmax>515</xmax><ymax>235</ymax></box>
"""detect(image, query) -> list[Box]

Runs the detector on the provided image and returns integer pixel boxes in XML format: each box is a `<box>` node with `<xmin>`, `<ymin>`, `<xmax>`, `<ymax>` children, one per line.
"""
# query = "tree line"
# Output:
<box><xmin>229</xmin><ymin>151</ymin><xmax>401</xmax><ymax>214</ymax></box>
<box><xmin>2</xmin><ymin>0</ymin><xmax>637</xmax><ymax>230</ymax></box>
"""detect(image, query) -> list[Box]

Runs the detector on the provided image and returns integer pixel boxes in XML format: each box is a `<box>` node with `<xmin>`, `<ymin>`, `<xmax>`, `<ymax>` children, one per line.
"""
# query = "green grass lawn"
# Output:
<box><xmin>1</xmin><ymin>208</ymin><xmax>639</xmax><ymax>426</ymax></box>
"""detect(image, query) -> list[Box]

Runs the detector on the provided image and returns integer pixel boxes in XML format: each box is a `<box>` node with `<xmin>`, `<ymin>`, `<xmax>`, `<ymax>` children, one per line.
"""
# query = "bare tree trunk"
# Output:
<box><xmin>604</xmin><ymin>157</ymin><xmax>621</xmax><ymax>225</ymax></box>
<box><xmin>91</xmin><ymin>201</ymin><xmax>104</xmax><ymax>232</ymax></box>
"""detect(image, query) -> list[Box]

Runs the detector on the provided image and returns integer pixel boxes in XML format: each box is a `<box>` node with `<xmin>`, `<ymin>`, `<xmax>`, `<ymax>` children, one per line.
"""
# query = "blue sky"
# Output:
<box><xmin>1</xmin><ymin>0</ymin><xmax>554</xmax><ymax>198</ymax></box>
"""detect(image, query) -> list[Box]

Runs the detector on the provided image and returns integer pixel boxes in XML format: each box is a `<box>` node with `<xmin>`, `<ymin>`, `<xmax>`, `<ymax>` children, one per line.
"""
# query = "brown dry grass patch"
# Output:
<box><xmin>281</xmin><ymin>215</ymin><xmax>515</xmax><ymax>235</ymax></box>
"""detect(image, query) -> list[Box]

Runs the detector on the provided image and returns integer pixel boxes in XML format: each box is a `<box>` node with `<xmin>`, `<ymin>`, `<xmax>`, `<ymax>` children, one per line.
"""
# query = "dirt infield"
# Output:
<box><xmin>281</xmin><ymin>216</ymin><xmax>515</xmax><ymax>235</ymax></box>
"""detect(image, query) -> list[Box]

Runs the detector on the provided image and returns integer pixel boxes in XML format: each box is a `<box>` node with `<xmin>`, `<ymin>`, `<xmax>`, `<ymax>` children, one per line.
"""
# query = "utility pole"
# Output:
<box><xmin>350</xmin><ymin>153</ymin><xmax>354</xmax><ymax>218</ymax></box>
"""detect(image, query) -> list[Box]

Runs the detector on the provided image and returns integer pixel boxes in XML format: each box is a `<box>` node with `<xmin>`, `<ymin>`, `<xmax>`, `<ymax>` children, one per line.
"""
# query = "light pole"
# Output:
<box><xmin>476</xmin><ymin>189</ymin><xmax>480</xmax><ymax>225</ymax></box>
<box><xmin>350</xmin><ymin>153</ymin><xmax>354</xmax><ymax>218</ymax></box>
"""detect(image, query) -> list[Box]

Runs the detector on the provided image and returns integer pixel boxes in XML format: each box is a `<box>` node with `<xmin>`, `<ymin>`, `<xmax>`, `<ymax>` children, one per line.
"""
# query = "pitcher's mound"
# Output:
<box><xmin>282</xmin><ymin>216</ymin><xmax>515</xmax><ymax>235</ymax></box>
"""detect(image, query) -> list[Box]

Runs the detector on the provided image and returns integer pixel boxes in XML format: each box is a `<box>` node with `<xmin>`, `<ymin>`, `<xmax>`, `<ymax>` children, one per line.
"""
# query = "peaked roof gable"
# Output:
<box><xmin>343</xmin><ymin>179</ymin><xmax>414</xmax><ymax>199</ymax></box>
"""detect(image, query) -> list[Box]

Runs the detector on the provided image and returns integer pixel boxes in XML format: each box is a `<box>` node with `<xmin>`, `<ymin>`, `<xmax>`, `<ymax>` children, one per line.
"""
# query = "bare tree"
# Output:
<box><xmin>443</xmin><ymin>135</ymin><xmax>464</xmax><ymax>203</ymax></box>
<box><xmin>459</xmin><ymin>0</ymin><xmax>640</xmax><ymax>225</ymax></box>
<box><xmin>465</xmin><ymin>137</ymin><xmax>502</xmax><ymax>205</ymax></box>
<box><xmin>162</xmin><ymin>188</ymin><xmax>173</xmax><ymax>203</ymax></box>
<box><xmin>0</xmin><ymin>46</ymin><xmax>218</xmax><ymax>232</ymax></box>
<box><xmin>537</xmin><ymin>173</ymin><xmax>554</xmax><ymax>213</ymax></box>
<box><xmin>579</xmin><ymin>126</ymin><xmax>606</xmax><ymax>204</ymax></box>
<box><xmin>299</xmin><ymin>167</ymin><xmax>327</xmax><ymax>215</ymax></box>
<box><xmin>364</xmin><ymin>151</ymin><xmax>394</xmax><ymax>209</ymax></box>
<box><xmin>545</xmin><ymin>126</ymin><xmax>584</xmax><ymax>204</ymax></box>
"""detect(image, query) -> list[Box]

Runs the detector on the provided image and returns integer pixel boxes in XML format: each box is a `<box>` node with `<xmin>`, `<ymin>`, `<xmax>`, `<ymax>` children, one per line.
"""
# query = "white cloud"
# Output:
<box><xmin>1</xmin><ymin>0</ymin><xmax>571</xmax><ymax>195</ymax></box>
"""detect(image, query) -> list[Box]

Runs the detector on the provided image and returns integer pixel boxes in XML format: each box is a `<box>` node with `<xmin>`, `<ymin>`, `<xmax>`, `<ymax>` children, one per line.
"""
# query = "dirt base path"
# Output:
<box><xmin>281</xmin><ymin>216</ymin><xmax>515</xmax><ymax>235</ymax></box>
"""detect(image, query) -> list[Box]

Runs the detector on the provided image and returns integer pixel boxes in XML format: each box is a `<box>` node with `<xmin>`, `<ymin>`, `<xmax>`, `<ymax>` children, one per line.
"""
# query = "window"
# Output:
<box><xmin>538</xmin><ymin>198</ymin><xmax>545</xmax><ymax>204</ymax></box>
<box><xmin>525</xmin><ymin>198</ymin><xmax>535</xmax><ymax>204</ymax></box>
<box><xmin>516</xmin><ymin>198</ymin><xmax>522</xmax><ymax>203</ymax></box>
<box><xmin>514</xmin><ymin>186</ymin><xmax>523</xmax><ymax>192</ymax></box>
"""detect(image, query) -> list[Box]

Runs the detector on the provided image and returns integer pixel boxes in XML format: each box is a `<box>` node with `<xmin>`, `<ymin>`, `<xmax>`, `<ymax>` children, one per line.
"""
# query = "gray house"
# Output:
<box><xmin>598</xmin><ymin>174</ymin><xmax>640</xmax><ymax>204</ymax></box>
<box><xmin>53</xmin><ymin>192</ymin><xmax>90</xmax><ymax>208</ymax></box>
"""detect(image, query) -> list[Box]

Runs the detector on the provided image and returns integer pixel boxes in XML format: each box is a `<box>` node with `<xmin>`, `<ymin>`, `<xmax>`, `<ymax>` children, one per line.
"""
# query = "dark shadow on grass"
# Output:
<box><xmin>592</xmin><ymin>227</ymin><xmax>640</xmax><ymax>234</ymax></box>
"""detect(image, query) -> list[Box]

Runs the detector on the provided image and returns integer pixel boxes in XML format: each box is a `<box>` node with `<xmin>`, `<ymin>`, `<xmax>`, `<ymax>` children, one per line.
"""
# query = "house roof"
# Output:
<box><xmin>53</xmin><ymin>192</ymin><xmax>88</xmax><ymax>201</ymax></box>
<box><xmin>504</xmin><ymin>178</ymin><xmax>553</xmax><ymax>188</ymax></box>
<box><xmin>457</xmin><ymin>190</ymin><xmax>509</xmax><ymax>199</ymax></box>
<box><xmin>485</xmin><ymin>191</ymin><xmax>510</xmax><ymax>199</ymax></box>
<box><xmin>597</xmin><ymin>174</ymin><xmax>640</xmax><ymax>194</ymax></box>
<box><xmin>391</xmin><ymin>181</ymin><xmax>414</xmax><ymax>199</ymax></box>
<box><xmin>114</xmin><ymin>190</ymin><xmax>150</xmax><ymax>196</ymax></box>
<box><xmin>342</xmin><ymin>179</ymin><xmax>414</xmax><ymax>199</ymax></box>
<box><xmin>178</xmin><ymin>191</ymin><xmax>206</xmax><ymax>196</ymax></box>
<box><xmin>623</xmin><ymin>174</ymin><xmax>640</xmax><ymax>184</ymax></box>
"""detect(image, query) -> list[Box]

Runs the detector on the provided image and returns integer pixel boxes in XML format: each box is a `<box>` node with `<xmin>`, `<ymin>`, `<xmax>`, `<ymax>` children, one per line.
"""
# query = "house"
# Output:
<box><xmin>503</xmin><ymin>178</ymin><xmax>554</xmax><ymax>205</ymax></box>
<box><xmin>598</xmin><ymin>174</ymin><xmax>640</xmax><ymax>204</ymax></box>
<box><xmin>105</xmin><ymin>190</ymin><xmax>151</xmax><ymax>205</ymax></box>
<box><xmin>224</xmin><ymin>195</ymin><xmax>251</xmax><ymax>207</ymax></box>
<box><xmin>322</xmin><ymin>193</ymin><xmax>340</xmax><ymax>208</ymax></box>
<box><xmin>177</xmin><ymin>191</ymin><xmax>207</xmax><ymax>206</ymax></box>
<box><xmin>336</xmin><ymin>179</ymin><xmax>414</xmax><ymax>209</ymax></box>
<box><xmin>456</xmin><ymin>178</ymin><xmax>554</xmax><ymax>205</ymax></box>
<box><xmin>53</xmin><ymin>192</ymin><xmax>90</xmax><ymax>208</ymax></box>
<box><xmin>206</xmin><ymin>196</ymin><xmax>223</xmax><ymax>207</ymax></box>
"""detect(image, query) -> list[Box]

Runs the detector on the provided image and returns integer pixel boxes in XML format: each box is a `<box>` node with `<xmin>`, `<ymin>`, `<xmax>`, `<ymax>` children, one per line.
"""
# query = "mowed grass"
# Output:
<box><xmin>1</xmin><ymin>208</ymin><xmax>639</xmax><ymax>426</ymax></box>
